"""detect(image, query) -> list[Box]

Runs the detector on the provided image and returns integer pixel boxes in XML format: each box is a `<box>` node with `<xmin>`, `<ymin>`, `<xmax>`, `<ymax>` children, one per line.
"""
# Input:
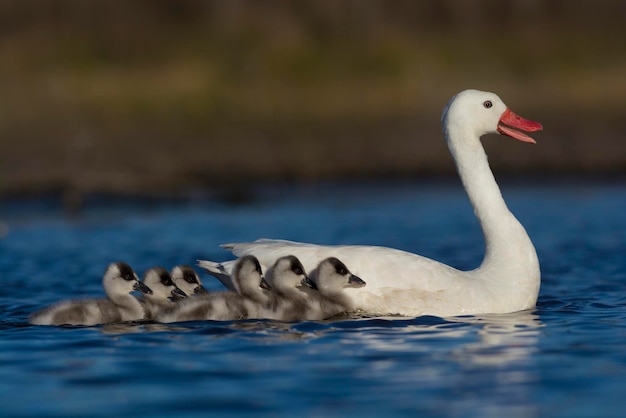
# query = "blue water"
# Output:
<box><xmin>1</xmin><ymin>180</ymin><xmax>626</xmax><ymax>417</ymax></box>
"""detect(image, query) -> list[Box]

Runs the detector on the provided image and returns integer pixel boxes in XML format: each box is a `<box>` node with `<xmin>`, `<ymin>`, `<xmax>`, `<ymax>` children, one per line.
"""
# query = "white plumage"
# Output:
<box><xmin>199</xmin><ymin>89</ymin><xmax>543</xmax><ymax>317</ymax></box>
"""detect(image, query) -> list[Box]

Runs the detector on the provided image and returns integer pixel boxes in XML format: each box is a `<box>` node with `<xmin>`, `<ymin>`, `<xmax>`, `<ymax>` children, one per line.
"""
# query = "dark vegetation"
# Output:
<box><xmin>1</xmin><ymin>0</ymin><xmax>625</xmax><ymax>202</ymax></box>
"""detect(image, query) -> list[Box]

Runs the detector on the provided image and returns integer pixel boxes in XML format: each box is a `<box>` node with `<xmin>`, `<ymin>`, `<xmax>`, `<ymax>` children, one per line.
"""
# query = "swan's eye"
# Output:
<box><xmin>483</xmin><ymin>100</ymin><xmax>492</xmax><ymax>109</ymax></box>
<box><xmin>337</xmin><ymin>267</ymin><xmax>347</xmax><ymax>275</ymax></box>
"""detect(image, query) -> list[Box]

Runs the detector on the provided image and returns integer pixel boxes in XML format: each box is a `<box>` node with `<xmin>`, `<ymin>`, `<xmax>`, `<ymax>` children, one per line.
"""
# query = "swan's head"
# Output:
<box><xmin>171</xmin><ymin>265</ymin><xmax>208</xmax><ymax>295</ymax></box>
<box><xmin>143</xmin><ymin>267</ymin><xmax>186</xmax><ymax>301</ymax></box>
<box><xmin>233</xmin><ymin>255</ymin><xmax>270</xmax><ymax>294</ymax></box>
<box><xmin>103</xmin><ymin>262</ymin><xmax>152</xmax><ymax>296</ymax></box>
<box><xmin>442</xmin><ymin>89</ymin><xmax>542</xmax><ymax>144</ymax></box>
<box><xmin>304</xmin><ymin>257</ymin><xmax>366</xmax><ymax>294</ymax></box>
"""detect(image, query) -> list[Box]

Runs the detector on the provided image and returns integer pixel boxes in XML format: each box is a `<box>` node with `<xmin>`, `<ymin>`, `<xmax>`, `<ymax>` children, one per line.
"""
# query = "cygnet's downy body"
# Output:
<box><xmin>29</xmin><ymin>262</ymin><xmax>153</xmax><ymax>326</ymax></box>
<box><xmin>158</xmin><ymin>256</ymin><xmax>269</xmax><ymax>323</ymax></box>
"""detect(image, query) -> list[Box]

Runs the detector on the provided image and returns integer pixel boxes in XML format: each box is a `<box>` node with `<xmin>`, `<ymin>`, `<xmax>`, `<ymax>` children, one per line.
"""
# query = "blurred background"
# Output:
<box><xmin>0</xmin><ymin>0</ymin><xmax>625</xmax><ymax>203</ymax></box>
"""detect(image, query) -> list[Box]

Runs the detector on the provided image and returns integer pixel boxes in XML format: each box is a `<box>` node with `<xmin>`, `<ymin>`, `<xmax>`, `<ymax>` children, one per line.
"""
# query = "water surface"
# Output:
<box><xmin>1</xmin><ymin>180</ymin><xmax>625</xmax><ymax>417</ymax></box>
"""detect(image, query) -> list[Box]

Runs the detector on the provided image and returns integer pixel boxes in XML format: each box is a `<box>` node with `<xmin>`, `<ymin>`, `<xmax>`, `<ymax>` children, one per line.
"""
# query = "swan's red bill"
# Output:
<box><xmin>497</xmin><ymin>108</ymin><xmax>543</xmax><ymax>144</ymax></box>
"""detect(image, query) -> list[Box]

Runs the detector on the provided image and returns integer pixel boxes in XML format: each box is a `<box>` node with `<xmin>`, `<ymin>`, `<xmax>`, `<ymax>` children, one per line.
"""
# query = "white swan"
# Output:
<box><xmin>29</xmin><ymin>262</ymin><xmax>153</xmax><ymax>326</ymax></box>
<box><xmin>200</xmin><ymin>89</ymin><xmax>543</xmax><ymax>317</ymax></box>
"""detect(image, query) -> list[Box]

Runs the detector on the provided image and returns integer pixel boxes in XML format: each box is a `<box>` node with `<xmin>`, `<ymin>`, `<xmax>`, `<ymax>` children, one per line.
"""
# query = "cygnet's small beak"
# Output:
<box><xmin>301</xmin><ymin>277</ymin><xmax>318</xmax><ymax>290</ymax></box>
<box><xmin>170</xmin><ymin>287</ymin><xmax>187</xmax><ymax>299</ymax></box>
<box><xmin>347</xmin><ymin>274</ymin><xmax>366</xmax><ymax>288</ymax></box>
<box><xmin>259</xmin><ymin>277</ymin><xmax>272</xmax><ymax>290</ymax></box>
<box><xmin>134</xmin><ymin>281</ymin><xmax>153</xmax><ymax>294</ymax></box>
<box><xmin>194</xmin><ymin>285</ymin><xmax>208</xmax><ymax>295</ymax></box>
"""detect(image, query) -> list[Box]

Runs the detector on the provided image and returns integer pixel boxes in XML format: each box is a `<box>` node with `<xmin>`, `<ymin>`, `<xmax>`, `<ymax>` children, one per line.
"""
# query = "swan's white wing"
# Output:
<box><xmin>213</xmin><ymin>91</ymin><xmax>543</xmax><ymax>317</ymax></box>
<box><xmin>223</xmin><ymin>239</ymin><xmax>460</xmax><ymax>290</ymax></box>
<box><xmin>196</xmin><ymin>260</ymin><xmax>238</xmax><ymax>292</ymax></box>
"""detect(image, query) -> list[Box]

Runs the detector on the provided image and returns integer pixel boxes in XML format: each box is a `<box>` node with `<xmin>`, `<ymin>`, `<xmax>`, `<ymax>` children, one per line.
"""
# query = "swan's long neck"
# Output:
<box><xmin>445</xmin><ymin>125</ymin><xmax>538</xmax><ymax>277</ymax></box>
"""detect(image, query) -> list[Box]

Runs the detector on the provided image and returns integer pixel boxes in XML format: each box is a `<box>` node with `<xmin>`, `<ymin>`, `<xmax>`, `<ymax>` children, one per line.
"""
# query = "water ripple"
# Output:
<box><xmin>2</xmin><ymin>182</ymin><xmax>626</xmax><ymax>417</ymax></box>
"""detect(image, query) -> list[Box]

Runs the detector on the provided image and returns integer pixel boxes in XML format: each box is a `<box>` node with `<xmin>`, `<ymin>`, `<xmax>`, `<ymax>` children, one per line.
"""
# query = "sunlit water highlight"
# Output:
<box><xmin>1</xmin><ymin>180</ymin><xmax>625</xmax><ymax>417</ymax></box>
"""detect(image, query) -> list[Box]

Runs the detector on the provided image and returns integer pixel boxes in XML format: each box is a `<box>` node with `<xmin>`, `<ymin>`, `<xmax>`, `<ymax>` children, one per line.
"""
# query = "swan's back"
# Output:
<box><xmin>225</xmin><ymin>240</ymin><xmax>462</xmax><ymax>293</ymax></box>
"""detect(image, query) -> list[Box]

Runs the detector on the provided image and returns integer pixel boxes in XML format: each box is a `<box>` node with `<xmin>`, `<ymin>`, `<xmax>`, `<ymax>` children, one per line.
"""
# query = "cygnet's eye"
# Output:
<box><xmin>184</xmin><ymin>274</ymin><xmax>197</xmax><ymax>284</ymax></box>
<box><xmin>293</xmin><ymin>266</ymin><xmax>303</xmax><ymax>275</ymax></box>
<box><xmin>483</xmin><ymin>100</ymin><xmax>492</xmax><ymax>109</ymax></box>
<box><xmin>337</xmin><ymin>267</ymin><xmax>347</xmax><ymax>275</ymax></box>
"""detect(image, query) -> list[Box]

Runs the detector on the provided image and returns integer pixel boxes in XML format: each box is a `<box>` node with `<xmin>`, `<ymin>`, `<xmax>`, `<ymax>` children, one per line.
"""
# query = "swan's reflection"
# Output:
<box><xmin>451</xmin><ymin>310</ymin><xmax>542</xmax><ymax>365</ymax></box>
<box><xmin>318</xmin><ymin>310</ymin><xmax>542</xmax><ymax>418</ymax></box>
<box><xmin>98</xmin><ymin>309</ymin><xmax>543</xmax><ymax>368</ymax></box>
<box><xmin>96</xmin><ymin>310</ymin><xmax>542</xmax><ymax>417</ymax></box>
<box><xmin>282</xmin><ymin>309</ymin><xmax>542</xmax><ymax>367</ymax></box>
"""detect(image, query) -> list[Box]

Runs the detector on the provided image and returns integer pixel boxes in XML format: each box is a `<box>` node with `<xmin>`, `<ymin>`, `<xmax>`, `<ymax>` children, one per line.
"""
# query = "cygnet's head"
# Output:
<box><xmin>143</xmin><ymin>267</ymin><xmax>187</xmax><ymax>301</ymax></box>
<box><xmin>171</xmin><ymin>265</ymin><xmax>208</xmax><ymax>295</ymax></box>
<box><xmin>103</xmin><ymin>262</ymin><xmax>152</xmax><ymax>297</ymax></box>
<box><xmin>232</xmin><ymin>255</ymin><xmax>271</xmax><ymax>295</ymax></box>
<box><xmin>303</xmin><ymin>257</ymin><xmax>365</xmax><ymax>293</ymax></box>
<box><xmin>266</xmin><ymin>255</ymin><xmax>308</xmax><ymax>294</ymax></box>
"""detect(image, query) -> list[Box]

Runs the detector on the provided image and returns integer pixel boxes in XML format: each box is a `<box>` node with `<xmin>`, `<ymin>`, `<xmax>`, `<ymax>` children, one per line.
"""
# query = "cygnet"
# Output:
<box><xmin>258</xmin><ymin>255</ymin><xmax>311</xmax><ymax>321</ymax></box>
<box><xmin>199</xmin><ymin>255</ymin><xmax>271</xmax><ymax>306</ymax></box>
<box><xmin>139</xmin><ymin>267</ymin><xmax>187</xmax><ymax>320</ymax></box>
<box><xmin>29</xmin><ymin>262</ymin><xmax>152</xmax><ymax>326</ymax></box>
<box><xmin>158</xmin><ymin>256</ymin><xmax>269</xmax><ymax>323</ymax></box>
<box><xmin>301</xmin><ymin>257</ymin><xmax>366</xmax><ymax>320</ymax></box>
<box><xmin>171</xmin><ymin>265</ymin><xmax>207</xmax><ymax>295</ymax></box>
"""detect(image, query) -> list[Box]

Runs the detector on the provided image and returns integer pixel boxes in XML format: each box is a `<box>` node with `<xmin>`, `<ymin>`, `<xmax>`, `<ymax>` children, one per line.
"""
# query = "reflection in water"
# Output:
<box><xmin>454</xmin><ymin>310</ymin><xmax>542</xmax><ymax>366</ymax></box>
<box><xmin>452</xmin><ymin>310</ymin><xmax>542</xmax><ymax>418</ymax></box>
<box><xmin>98</xmin><ymin>310</ymin><xmax>543</xmax><ymax>368</ymax></box>
<box><xmin>284</xmin><ymin>310</ymin><xmax>543</xmax><ymax>365</ymax></box>
<box><xmin>3</xmin><ymin>183</ymin><xmax>626</xmax><ymax>417</ymax></box>
<box><xmin>91</xmin><ymin>305</ymin><xmax>543</xmax><ymax>417</ymax></box>
<box><xmin>100</xmin><ymin>322</ymin><xmax>193</xmax><ymax>335</ymax></box>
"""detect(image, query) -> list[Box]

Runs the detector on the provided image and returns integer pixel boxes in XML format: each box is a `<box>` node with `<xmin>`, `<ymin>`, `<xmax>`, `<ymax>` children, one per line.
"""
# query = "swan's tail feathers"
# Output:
<box><xmin>221</xmin><ymin>239</ymin><xmax>305</xmax><ymax>257</ymax></box>
<box><xmin>221</xmin><ymin>239</ymin><xmax>274</xmax><ymax>251</ymax></box>
<box><xmin>196</xmin><ymin>259</ymin><xmax>237</xmax><ymax>292</ymax></box>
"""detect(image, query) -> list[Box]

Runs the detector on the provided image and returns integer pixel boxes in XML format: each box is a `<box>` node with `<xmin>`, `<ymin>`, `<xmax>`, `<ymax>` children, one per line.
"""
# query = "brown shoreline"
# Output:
<box><xmin>1</xmin><ymin>1</ymin><xmax>625</xmax><ymax>198</ymax></box>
